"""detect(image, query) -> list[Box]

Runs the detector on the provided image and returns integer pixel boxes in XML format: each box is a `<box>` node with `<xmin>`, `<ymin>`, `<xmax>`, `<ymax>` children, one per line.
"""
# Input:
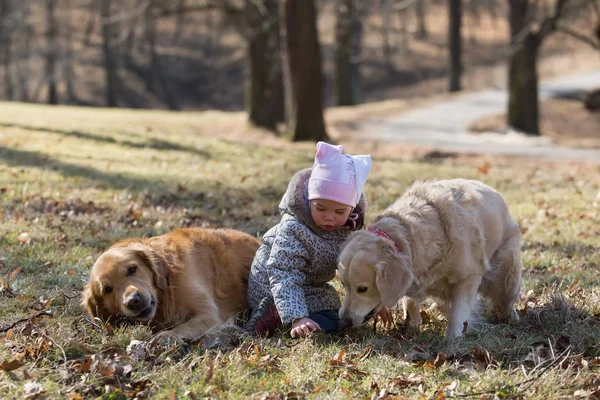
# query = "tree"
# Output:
<box><xmin>100</xmin><ymin>0</ymin><xmax>118</xmax><ymax>107</ymax></box>
<box><xmin>63</xmin><ymin>0</ymin><xmax>76</xmax><ymax>103</ymax></box>
<box><xmin>448</xmin><ymin>0</ymin><xmax>462</xmax><ymax>92</ymax></box>
<box><xmin>0</xmin><ymin>0</ymin><xmax>16</xmax><ymax>100</ymax></box>
<box><xmin>145</xmin><ymin>0</ymin><xmax>179</xmax><ymax>110</ymax></box>
<box><xmin>245</xmin><ymin>0</ymin><xmax>284</xmax><ymax>130</ymax></box>
<box><xmin>335</xmin><ymin>0</ymin><xmax>363</xmax><ymax>106</ymax></box>
<box><xmin>415</xmin><ymin>0</ymin><xmax>428</xmax><ymax>39</ymax></box>
<box><xmin>280</xmin><ymin>0</ymin><xmax>328</xmax><ymax>142</ymax></box>
<box><xmin>45</xmin><ymin>0</ymin><xmax>58</xmax><ymax>105</ymax></box>
<box><xmin>506</xmin><ymin>0</ymin><xmax>582</xmax><ymax>135</ymax></box>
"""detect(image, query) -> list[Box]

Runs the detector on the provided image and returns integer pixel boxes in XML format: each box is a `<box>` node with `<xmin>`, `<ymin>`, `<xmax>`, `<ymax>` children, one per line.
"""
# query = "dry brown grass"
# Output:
<box><xmin>2</xmin><ymin>101</ymin><xmax>600</xmax><ymax>400</ymax></box>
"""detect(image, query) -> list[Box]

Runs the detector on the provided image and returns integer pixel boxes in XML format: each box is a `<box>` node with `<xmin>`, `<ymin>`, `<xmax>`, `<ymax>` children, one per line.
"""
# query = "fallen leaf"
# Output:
<box><xmin>24</xmin><ymin>381</ymin><xmax>45</xmax><ymax>398</ymax></box>
<box><xmin>329</xmin><ymin>349</ymin><xmax>345</xmax><ymax>366</ymax></box>
<box><xmin>0</xmin><ymin>359</ymin><xmax>24</xmax><ymax>372</ymax></box>
<box><xmin>74</xmin><ymin>356</ymin><xmax>93</xmax><ymax>373</ymax></box>
<box><xmin>472</xmin><ymin>347</ymin><xmax>492</xmax><ymax>371</ymax></box>
<box><xmin>404</xmin><ymin>345</ymin><xmax>431</xmax><ymax>361</ymax></box>
<box><xmin>8</xmin><ymin>266</ymin><xmax>22</xmax><ymax>281</ymax></box>
<box><xmin>126</xmin><ymin>340</ymin><xmax>147</xmax><ymax>361</ymax></box>
<box><xmin>589</xmin><ymin>389</ymin><xmax>600</xmax><ymax>399</ymax></box>
<box><xmin>477</xmin><ymin>161</ymin><xmax>491</xmax><ymax>175</ymax></box>
<box><xmin>434</xmin><ymin>353</ymin><xmax>447</xmax><ymax>368</ymax></box>
<box><xmin>204</xmin><ymin>357</ymin><xmax>214</xmax><ymax>384</ymax></box>
<box><xmin>389</xmin><ymin>373</ymin><xmax>423</xmax><ymax>390</ymax></box>
<box><xmin>359</xmin><ymin>345</ymin><xmax>373</xmax><ymax>361</ymax></box>
<box><xmin>18</xmin><ymin>233</ymin><xmax>30</xmax><ymax>245</ymax></box>
<box><xmin>185</xmin><ymin>390</ymin><xmax>197</xmax><ymax>399</ymax></box>
<box><xmin>567</xmin><ymin>280</ymin><xmax>579</xmax><ymax>292</ymax></box>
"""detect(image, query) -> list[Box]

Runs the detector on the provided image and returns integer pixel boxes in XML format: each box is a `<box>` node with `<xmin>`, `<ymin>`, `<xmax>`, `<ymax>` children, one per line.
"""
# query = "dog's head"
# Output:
<box><xmin>338</xmin><ymin>230</ymin><xmax>413</xmax><ymax>327</ymax></box>
<box><xmin>81</xmin><ymin>245</ymin><xmax>169</xmax><ymax>324</ymax></box>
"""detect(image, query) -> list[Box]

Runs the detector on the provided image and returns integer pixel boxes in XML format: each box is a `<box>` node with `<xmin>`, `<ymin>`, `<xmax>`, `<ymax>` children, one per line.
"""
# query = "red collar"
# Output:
<box><xmin>368</xmin><ymin>227</ymin><xmax>402</xmax><ymax>253</ymax></box>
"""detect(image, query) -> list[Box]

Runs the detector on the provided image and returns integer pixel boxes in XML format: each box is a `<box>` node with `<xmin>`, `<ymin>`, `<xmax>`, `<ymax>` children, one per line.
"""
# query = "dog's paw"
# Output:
<box><xmin>149</xmin><ymin>330</ymin><xmax>187</xmax><ymax>348</ymax></box>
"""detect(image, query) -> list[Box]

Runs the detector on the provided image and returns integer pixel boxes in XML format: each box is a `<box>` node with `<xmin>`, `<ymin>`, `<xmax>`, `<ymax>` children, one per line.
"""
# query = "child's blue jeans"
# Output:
<box><xmin>308</xmin><ymin>309</ymin><xmax>340</xmax><ymax>333</ymax></box>
<box><xmin>251</xmin><ymin>304</ymin><xmax>340</xmax><ymax>337</ymax></box>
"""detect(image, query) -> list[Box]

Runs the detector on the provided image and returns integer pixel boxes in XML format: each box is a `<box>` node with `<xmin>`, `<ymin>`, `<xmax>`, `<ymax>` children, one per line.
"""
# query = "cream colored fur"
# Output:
<box><xmin>338</xmin><ymin>179</ymin><xmax>523</xmax><ymax>340</ymax></box>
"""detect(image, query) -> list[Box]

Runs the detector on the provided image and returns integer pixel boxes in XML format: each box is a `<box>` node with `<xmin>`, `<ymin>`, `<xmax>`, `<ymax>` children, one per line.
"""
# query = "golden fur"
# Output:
<box><xmin>82</xmin><ymin>228</ymin><xmax>261</xmax><ymax>341</ymax></box>
<box><xmin>338</xmin><ymin>179</ymin><xmax>523</xmax><ymax>340</ymax></box>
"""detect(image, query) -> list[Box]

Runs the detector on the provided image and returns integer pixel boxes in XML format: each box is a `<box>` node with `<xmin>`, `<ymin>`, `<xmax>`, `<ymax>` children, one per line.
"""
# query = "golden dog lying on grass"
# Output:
<box><xmin>82</xmin><ymin>228</ymin><xmax>261</xmax><ymax>342</ymax></box>
<box><xmin>338</xmin><ymin>179</ymin><xmax>523</xmax><ymax>340</ymax></box>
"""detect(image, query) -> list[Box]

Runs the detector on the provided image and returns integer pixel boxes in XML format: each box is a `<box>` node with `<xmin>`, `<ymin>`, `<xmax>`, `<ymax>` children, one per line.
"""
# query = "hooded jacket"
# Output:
<box><xmin>247</xmin><ymin>168</ymin><xmax>367</xmax><ymax>324</ymax></box>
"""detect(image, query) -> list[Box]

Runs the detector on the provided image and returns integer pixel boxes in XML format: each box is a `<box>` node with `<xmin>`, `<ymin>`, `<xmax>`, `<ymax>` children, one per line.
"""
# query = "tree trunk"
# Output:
<box><xmin>448</xmin><ymin>0</ymin><xmax>462</xmax><ymax>92</ymax></box>
<box><xmin>507</xmin><ymin>0</ymin><xmax>540</xmax><ymax>135</ymax></box>
<box><xmin>64</xmin><ymin>0</ymin><xmax>76</xmax><ymax>103</ymax></box>
<box><xmin>507</xmin><ymin>34</ymin><xmax>540</xmax><ymax>135</ymax></box>
<box><xmin>100</xmin><ymin>0</ymin><xmax>118</xmax><ymax>107</ymax></box>
<box><xmin>335</xmin><ymin>0</ymin><xmax>363</xmax><ymax>106</ymax></box>
<box><xmin>246</xmin><ymin>0</ymin><xmax>284</xmax><ymax>130</ymax></box>
<box><xmin>45</xmin><ymin>0</ymin><xmax>58</xmax><ymax>105</ymax></box>
<box><xmin>145</xmin><ymin>1</ymin><xmax>179</xmax><ymax>110</ymax></box>
<box><xmin>17</xmin><ymin>6</ymin><xmax>33</xmax><ymax>101</ymax></box>
<box><xmin>0</xmin><ymin>0</ymin><xmax>15</xmax><ymax>100</ymax></box>
<box><xmin>415</xmin><ymin>0</ymin><xmax>428</xmax><ymax>39</ymax></box>
<box><xmin>381</xmin><ymin>0</ymin><xmax>393</xmax><ymax>68</ymax></box>
<box><xmin>280</xmin><ymin>0</ymin><xmax>328</xmax><ymax>142</ymax></box>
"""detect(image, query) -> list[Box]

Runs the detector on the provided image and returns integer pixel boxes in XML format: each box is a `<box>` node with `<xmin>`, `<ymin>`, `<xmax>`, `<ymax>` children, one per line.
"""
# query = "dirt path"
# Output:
<box><xmin>351</xmin><ymin>70</ymin><xmax>600</xmax><ymax>163</ymax></box>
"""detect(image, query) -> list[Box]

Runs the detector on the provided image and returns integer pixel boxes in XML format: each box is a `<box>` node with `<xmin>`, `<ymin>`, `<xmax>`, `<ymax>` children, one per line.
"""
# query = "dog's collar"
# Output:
<box><xmin>368</xmin><ymin>227</ymin><xmax>402</xmax><ymax>253</ymax></box>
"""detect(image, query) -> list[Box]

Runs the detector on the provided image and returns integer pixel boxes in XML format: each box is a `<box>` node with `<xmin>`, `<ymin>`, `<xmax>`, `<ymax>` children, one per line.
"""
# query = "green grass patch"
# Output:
<box><xmin>1</xmin><ymin>102</ymin><xmax>600</xmax><ymax>399</ymax></box>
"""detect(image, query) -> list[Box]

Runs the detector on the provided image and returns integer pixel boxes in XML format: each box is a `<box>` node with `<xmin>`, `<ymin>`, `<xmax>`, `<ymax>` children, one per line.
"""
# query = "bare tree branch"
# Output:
<box><xmin>392</xmin><ymin>0</ymin><xmax>417</xmax><ymax>12</ymax></box>
<box><xmin>0</xmin><ymin>310</ymin><xmax>53</xmax><ymax>333</ymax></box>
<box><xmin>534</xmin><ymin>0</ymin><xmax>569</xmax><ymax>44</ymax></box>
<box><xmin>102</xmin><ymin>0</ymin><xmax>151</xmax><ymax>24</ymax></box>
<box><xmin>155</xmin><ymin>3</ymin><xmax>219</xmax><ymax>18</ymax></box>
<box><xmin>557</xmin><ymin>24</ymin><xmax>600</xmax><ymax>48</ymax></box>
<box><xmin>590</xmin><ymin>0</ymin><xmax>599</xmax><ymax>16</ymax></box>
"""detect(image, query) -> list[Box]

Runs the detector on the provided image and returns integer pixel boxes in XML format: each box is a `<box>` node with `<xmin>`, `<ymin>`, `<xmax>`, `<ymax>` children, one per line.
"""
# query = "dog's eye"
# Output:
<box><xmin>103</xmin><ymin>286</ymin><xmax>113</xmax><ymax>295</ymax></box>
<box><xmin>127</xmin><ymin>265</ymin><xmax>137</xmax><ymax>276</ymax></box>
<box><xmin>128</xmin><ymin>266</ymin><xmax>136</xmax><ymax>275</ymax></box>
<box><xmin>357</xmin><ymin>286</ymin><xmax>368</xmax><ymax>294</ymax></box>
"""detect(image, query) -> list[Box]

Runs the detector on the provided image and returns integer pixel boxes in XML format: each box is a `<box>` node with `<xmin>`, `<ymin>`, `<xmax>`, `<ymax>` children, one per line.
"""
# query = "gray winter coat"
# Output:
<box><xmin>247</xmin><ymin>168</ymin><xmax>367</xmax><ymax>325</ymax></box>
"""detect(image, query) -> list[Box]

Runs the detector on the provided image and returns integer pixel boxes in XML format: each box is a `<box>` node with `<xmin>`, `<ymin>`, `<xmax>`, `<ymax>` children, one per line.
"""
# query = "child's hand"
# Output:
<box><xmin>291</xmin><ymin>317</ymin><xmax>322</xmax><ymax>337</ymax></box>
<box><xmin>375</xmin><ymin>306</ymin><xmax>393</xmax><ymax>328</ymax></box>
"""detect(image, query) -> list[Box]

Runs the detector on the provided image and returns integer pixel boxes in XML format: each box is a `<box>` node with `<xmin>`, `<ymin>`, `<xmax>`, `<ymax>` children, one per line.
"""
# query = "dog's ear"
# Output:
<box><xmin>81</xmin><ymin>281</ymin><xmax>111</xmax><ymax>322</ymax></box>
<box><xmin>375</xmin><ymin>252</ymin><xmax>413</xmax><ymax>309</ymax></box>
<box><xmin>136</xmin><ymin>249</ymin><xmax>169</xmax><ymax>290</ymax></box>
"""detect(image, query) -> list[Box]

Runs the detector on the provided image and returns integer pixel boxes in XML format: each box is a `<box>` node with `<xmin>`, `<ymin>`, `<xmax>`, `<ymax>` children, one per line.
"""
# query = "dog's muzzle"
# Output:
<box><xmin>133</xmin><ymin>296</ymin><xmax>156</xmax><ymax>320</ymax></box>
<box><xmin>362</xmin><ymin>307</ymin><xmax>378</xmax><ymax>325</ymax></box>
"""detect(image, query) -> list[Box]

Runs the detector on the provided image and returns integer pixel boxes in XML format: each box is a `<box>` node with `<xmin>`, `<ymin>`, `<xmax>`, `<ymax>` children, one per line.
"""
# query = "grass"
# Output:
<box><xmin>1</xmin><ymin>101</ymin><xmax>600</xmax><ymax>399</ymax></box>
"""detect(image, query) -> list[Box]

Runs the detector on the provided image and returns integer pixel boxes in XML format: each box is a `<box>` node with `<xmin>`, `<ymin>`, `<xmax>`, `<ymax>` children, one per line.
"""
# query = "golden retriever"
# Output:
<box><xmin>338</xmin><ymin>179</ymin><xmax>523</xmax><ymax>340</ymax></box>
<box><xmin>82</xmin><ymin>228</ymin><xmax>261</xmax><ymax>341</ymax></box>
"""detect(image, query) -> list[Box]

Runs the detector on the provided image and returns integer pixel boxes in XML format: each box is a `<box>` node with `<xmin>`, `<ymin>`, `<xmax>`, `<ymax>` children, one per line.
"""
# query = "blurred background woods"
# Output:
<box><xmin>0</xmin><ymin>0</ymin><xmax>598</xmax><ymax>140</ymax></box>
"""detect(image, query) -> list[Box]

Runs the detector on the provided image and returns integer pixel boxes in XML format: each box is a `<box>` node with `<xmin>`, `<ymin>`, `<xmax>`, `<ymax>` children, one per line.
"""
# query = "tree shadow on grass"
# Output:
<box><xmin>0</xmin><ymin>145</ymin><xmax>281</xmax><ymax>226</ymax></box>
<box><xmin>0</xmin><ymin>145</ymin><xmax>169</xmax><ymax>192</ymax></box>
<box><xmin>0</xmin><ymin>122</ymin><xmax>210</xmax><ymax>158</ymax></box>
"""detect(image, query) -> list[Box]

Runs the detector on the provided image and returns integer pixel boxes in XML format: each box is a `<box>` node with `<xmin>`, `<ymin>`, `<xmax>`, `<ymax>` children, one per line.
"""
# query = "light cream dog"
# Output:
<box><xmin>338</xmin><ymin>179</ymin><xmax>522</xmax><ymax>339</ymax></box>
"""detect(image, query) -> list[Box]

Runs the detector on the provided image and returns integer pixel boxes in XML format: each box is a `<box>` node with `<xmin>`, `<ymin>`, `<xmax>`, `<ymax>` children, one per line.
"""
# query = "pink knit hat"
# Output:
<box><xmin>307</xmin><ymin>142</ymin><xmax>372</xmax><ymax>208</ymax></box>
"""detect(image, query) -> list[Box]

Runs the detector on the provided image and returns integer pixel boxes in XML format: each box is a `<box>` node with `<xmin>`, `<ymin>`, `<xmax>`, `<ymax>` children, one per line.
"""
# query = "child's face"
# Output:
<box><xmin>309</xmin><ymin>199</ymin><xmax>353</xmax><ymax>231</ymax></box>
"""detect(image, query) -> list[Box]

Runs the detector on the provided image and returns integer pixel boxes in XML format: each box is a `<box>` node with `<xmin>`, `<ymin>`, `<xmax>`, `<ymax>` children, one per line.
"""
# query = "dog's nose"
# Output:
<box><xmin>340</xmin><ymin>317</ymin><xmax>353</xmax><ymax>328</ymax></box>
<box><xmin>124</xmin><ymin>292</ymin><xmax>142</xmax><ymax>311</ymax></box>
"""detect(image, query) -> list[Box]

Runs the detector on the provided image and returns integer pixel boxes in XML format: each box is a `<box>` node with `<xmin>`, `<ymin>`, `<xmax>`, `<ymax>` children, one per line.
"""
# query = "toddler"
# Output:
<box><xmin>245</xmin><ymin>141</ymin><xmax>372</xmax><ymax>338</ymax></box>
